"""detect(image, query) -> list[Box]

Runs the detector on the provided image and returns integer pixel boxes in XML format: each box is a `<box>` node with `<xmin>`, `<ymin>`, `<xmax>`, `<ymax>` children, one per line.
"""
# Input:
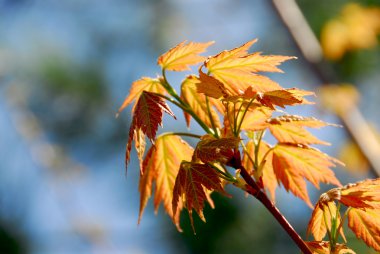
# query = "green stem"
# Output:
<box><xmin>160</xmin><ymin>69</ymin><xmax>216</xmax><ymax>136</ymax></box>
<box><xmin>161</xmin><ymin>132</ymin><xmax>202</xmax><ymax>139</ymax></box>
<box><xmin>236</xmin><ymin>97</ymin><xmax>256</xmax><ymax>134</ymax></box>
<box><xmin>206</xmin><ymin>96</ymin><xmax>219</xmax><ymax>138</ymax></box>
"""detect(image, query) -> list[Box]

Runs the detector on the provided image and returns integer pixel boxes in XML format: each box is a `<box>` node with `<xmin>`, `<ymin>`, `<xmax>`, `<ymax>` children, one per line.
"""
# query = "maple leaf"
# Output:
<box><xmin>172</xmin><ymin>162</ymin><xmax>225</xmax><ymax>232</ymax></box>
<box><xmin>306</xmin><ymin>241</ymin><xmax>355</xmax><ymax>254</ymax></box>
<box><xmin>126</xmin><ymin>91</ymin><xmax>176</xmax><ymax>169</ymax></box>
<box><xmin>134</xmin><ymin>128</ymin><xmax>146</xmax><ymax>170</ymax></box>
<box><xmin>180</xmin><ymin>75</ymin><xmax>223</xmax><ymax>128</ymax></box>
<box><xmin>338</xmin><ymin>179</ymin><xmax>380</xmax><ymax>209</ymax></box>
<box><xmin>194</xmin><ymin>136</ymin><xmax>240</xmax><ymax>164</ymax></box>
<box><xmin>157</xmin><ymin>41</ymin><xmax>214</xmax><ymax>71</ymax></box>
<box><xmin>348</xmin><ymin>208</ymin><xmax>380</xmax><ymax>251</ymax></box>
<box><xmin>118</xmin><ymin>77</ymin><xmax>167</xmax><ymax>115</ymax></box>
<box><xmin>268</xmin><ymin>115</ymin><xmax>331</xmax><ymax>146</ymax></box>
<box><xmin>257</xmin><ymin>88</ymin><xmax>314</xmax><ymax>109</ymax></box>
<box><xmin>204</xmin><ymin>39</ymin><xmax>295</xmax><ymax>95</ymax></box>
<box><xmin>139</xmin><ymin>134</ymin><xmax>194</xmax><ymax>231</ymax></box>
<box><xmin>307</xmin><ymin>201</ymin><xmax>337</xmax><ymax>241</ymax></box>
<box><xmin>272</xmin><ymin>144</ymin><xmax>341</xmax><ymax>207</ymax></box>
<box><xmin>242</xmin><ymin>140</ymin><xmax>277</xmax><ymax>201</ymax></box>
<box><xmin>196</xmin><ymin>69</ymin><xmax>228</xmax><ymax>99</ymax></box>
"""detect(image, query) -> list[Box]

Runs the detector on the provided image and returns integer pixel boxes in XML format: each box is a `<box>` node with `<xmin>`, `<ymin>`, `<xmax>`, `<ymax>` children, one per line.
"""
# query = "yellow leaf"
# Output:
<box><xmin>138</xmin><ymin>134</ymin><xmax>194</xmax><ymax>231</ymax></box>
<box><xmin>339</xmin><ymin>178</ymin><xmax>380</xmax><ymax>209</ymax></box>
<box><xmin>157</xmin><ymin>41</ymin><xmax>214</xmax><ymax>71</ymax></box>
<box><xmin>181</xmin><ymin>75</ymin><xmax>222</xmax><ymax>128</ymax></box>
<box><xmin>273</xmin><ymin>144</ymin><xmax>341</xmax><ymax>207</ymax></box>
<box><xmin>269</xmin><ymin>121</ymin><xmax>330</xmax><ymax>146</ymax></box>
<box><xmin>307</xmin><ymin>201</ymin><xmax>337</xmax><ymax>241</ymax></box>
<box><xmin>348</xmin><ymin>208</ymin><xmax>380</xmax><ymax>251</ymax></box>
<box><xmin>118</xmin><ymin>77</ymin><xmax>167</xmax><ymax>115</ymax></box>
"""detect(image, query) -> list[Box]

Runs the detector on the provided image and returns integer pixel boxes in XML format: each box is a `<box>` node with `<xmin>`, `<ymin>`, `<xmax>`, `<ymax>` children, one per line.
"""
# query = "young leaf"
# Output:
<box><xmin>118</xmin><ymin>77</ymin><xmax>167</xmax><ymax>115</ymax></box>
<box><xmin>204</xmin><ymin>39</ymin><xmax>293</xmax><ymax>95</ymax></box>
<box><xmin>257</xmin><ymin>88</ymin><xmax>314</xmax><ymax>109</ymax></box>
<box><xmin>134</xmin><ymin>128</ymin><xmax>146</xmax><ymax>170</ymax></box>
<box><xmin>126</xmin><ymin>91</ymin><xmax>176</xmax><ymax>168</ymax></box>
<box><xmin>348</xmin><ymin>208</ymin><xmax>380</xmax><ymax>251</ymax></box>
<box><xmin>339</xmin><ymin>179</ymin><xmax>380</xmax><ymax>209</ymax></box>
<box><xmin>139</xmin><ymin>134</ymin><xmax>194</xmax><ymax>231</ymax></box>
<box><xmin>272</xmin><ymin>144</ymin><xmax>341</xmax><ymax>207</ymax></box>
<box><xmin>197</xmin><ymin>69</ymin><xmax>228</xmax><ymax>99</ymax></box>
<box><xmin>268</xmin><ymin>119</ymin><xmax>330</xmax><ymax>146</ymax></box>
<box><xmin>194</xmin><ymin>136</ymin><xmax>240</xmax><ymax>164</ymax></box>
<box><xmin>307</xmin><ymin>201</ymin><xmax>336</xmax><ymax>241</ymax></box>
<box><xmin>157</xmin><ymin>41</ymin><xmax>214</xmax><ymax>71</ymax></box>
<box><xmin>181</xmin><ymin>75</ymin><xmax>222</xmax><ymax>128</ymax></box>
<box><xmin>172</xmin><ymin>162</ymin><xmax>225</xmax><ymax>232</ymax></box>
<box><xmin>306</xmin><ymin>241</ymin><xmax>356</xmax><ymax>254</ymax></box>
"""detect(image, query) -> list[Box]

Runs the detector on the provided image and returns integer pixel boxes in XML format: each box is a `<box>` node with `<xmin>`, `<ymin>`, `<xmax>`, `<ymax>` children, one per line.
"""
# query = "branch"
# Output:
<box><xmin>229</xmin><ymin>150</ymin><xmax>312</xmax><ymax>254</ymax></box>
<box><xmin>269</xmin><ymin>0</ymin><xmax>380</xmax><ymax>177</ymax></box>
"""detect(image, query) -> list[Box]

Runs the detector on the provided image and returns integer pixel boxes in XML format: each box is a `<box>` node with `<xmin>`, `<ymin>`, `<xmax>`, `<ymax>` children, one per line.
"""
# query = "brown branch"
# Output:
<box><xmin>269</xmin><ymin>0</ymin><xmax>380</xmax><ymax>177</ymax></box>
<box><xmin>229</xmin><ymin>151</ymin><xmax>312</xmax><ymax>254</ymax></box>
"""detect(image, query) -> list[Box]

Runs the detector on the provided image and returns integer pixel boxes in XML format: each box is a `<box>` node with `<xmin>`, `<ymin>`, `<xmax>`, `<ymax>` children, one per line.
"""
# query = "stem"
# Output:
<box><xmin>161</xmin><ymin>132</ymin><xmax>202</xmax><ymax>139</ymax></box>
<box><xmin>229</xmin><ymin>150</ymin><xmax>312</xmax><ymax>254</ymax></box>
<box><xmin>160</xmin><ymin>70</ymin><xmax>216</xmax><ymax>136</ymax></box>
<box><xmin>206</xmin><ymin>96</ymin><xmax>219</xmax><ymax>138</ymax></box>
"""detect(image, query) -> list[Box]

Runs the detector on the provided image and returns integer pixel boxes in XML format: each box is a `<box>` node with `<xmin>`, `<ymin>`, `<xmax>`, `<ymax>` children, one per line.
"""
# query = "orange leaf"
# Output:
<box><xmin>348</xmin><ymin>208</ymin><xmax>380</xmax><ymax>251</ymax></box>
<box><xmin>180</xmin><ymin>75</ymin><xmax>222</xmax><ymax>128</ymax></box>
<box><xmin>257</xmin><ymin>88</ymin><xmax>314</xmax><ymax>109</ymax></box>
<box><xmin>118</xmin><ymin>77</ymin><xmax>167</xmax><ymax>115</ymax></box>
<box><xmin>204</xmin><ymin>39</ymin><xmax>294</xmax><ymax>95</ymax></box>
<box><xmin>172</xmin><ymin>162</ymin><xmax>225</xmax><ymax>232</ymax></box>
<box><xmin>269</xmin><ymin>115</ymin><xmax>339</xmax><ymax>128</ymax></box>
<box><xmin>139</xmin><ymin>134</ymin><xmax>194</xmax><ymax>231</ymax></box>
<box><xmin>126</xmin><ymin>91</ymin><xmax>176</xmax><ymax>168</ymax></box>
<box><xmin>157</xmin><ymin>41</ymin><xmax>214</xmax><ymax>71</ymax></box>
<box><xmin>306</xmin><ymin>241</ymin><xmax>355</xmax><ymax>254</ymax></box>
<box><xmin>195</xmin><ymin>136</ymin><xmax>240</xmax><ymax>164</ymax></box>
<box><xmin>272</xmin><ymin>144</ymin><xmax>341</xmax><ymax>207</ymax></box>
<box><xmin>197</xmin><ymin>69</ymin><xmax>228</xmax><ymax>99</ymax></box>
<box><xmin>134</xmin><ymin>128</ymin><xmax>146</xmax><ymax>170</ymax></box>
<box><xmin>269</xmin><ymin>119</ymin><xmax>330</xmax><ymax>146</ymax></box>
<box><xmin>307</xmin><ymin>201</ymin><xmax>337</xmax><ymax>241</ymax></box>
<box><xmin>339</xmin><ymin>178</ymin><xmax>380</xmax><ymax>209</ymax></box>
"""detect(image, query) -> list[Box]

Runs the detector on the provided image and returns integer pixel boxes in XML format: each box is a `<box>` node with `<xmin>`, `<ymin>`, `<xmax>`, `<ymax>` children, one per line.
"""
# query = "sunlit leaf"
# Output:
<box><xmin>195</xmin><ymin>136</ymin><xmax>240</xmax><ymax>164</ymax></box>
<box><xmin>339</xmin><ymin>179</ymin><xmax>380</xmax><ymax>209</ymax></box>
<box><xmin>158</xmin><ymin>41</ymin><xmax>214</xmax><ymax>71</ymax></box>
<box><xmin>273</xmin><ymin>144</ymin><xmax>341</xmax><ymax>207</ymax></box>
<box><xmin>139</xmin><ymin>134</ymin><xmax>194</xmax><ymax>231</ymax></box>
<box><xmin>126</xmin><ymin>91</ymin><xmax>176</xmax><ymax>168</ymax></box>
<box><xmin>306</xmin><ymin>241</ymin><xmax>355</xmax><ymax>254</ymax></box>
<box><xmin>307</xmin><ymin>201</ymin><xmax>336</xmax><ymax>241</ymax></box>
<box><xmin>348</xmin><ymin>208</ymin><xmax>380</xmax><ymax>251</ymax></box>
<box><xmin>172</xmin><ymin>162</ymin><xmax>225</xmax><ymax>232</ymax></box>
<box><xmin>181</xmin><ymin>75</ymin><xmax>222</xmax><ymax>128</ymax></box>
<box><xmin>118</xmin><ymin>77</ymin><xmax>167</xmax><ymax>114</ymax></box>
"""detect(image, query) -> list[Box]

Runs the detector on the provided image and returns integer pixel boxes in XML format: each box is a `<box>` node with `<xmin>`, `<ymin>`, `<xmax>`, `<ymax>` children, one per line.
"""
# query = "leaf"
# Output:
<box><xmin>172</xmin><ymin>162</ymin><xmax>225</xmax><ymax>232</ymax></box>
<box><xmin>134</xmin><ymin>128</ymin><xmax>146</xmax><ymax>170</ymax></box>
<box><xmin>307</xmin><ymin>201</ymin><xmax>337</xmax><ymax>241</ymax></box>
<box><xmin>196</xmin><ymin>69</ymin><xmax>228</xmax><ymax>99</ymax></box>
<box><xmin>339</xmin><ymin>178</ymin><xmax>380</xmax><ymax>209</ymax></box>
<box><xmin>268</xmin><ymin>117</ymin><xmax>330</xmax><ymax>146</ymax></box>
<box><xmin>126</xmin><ymin>91</ymin><xmax>176</xmax><ymax>168</ymax></box>
<box><xmin>269</xmin><ymin>115</ymin><xmax>339</xmax><ymax>128</ymax></box>
<box><xmin>157</xmin><ymin>41</ymin><xmax>214</xmax><ymax>71</ymax></box>
<box><xmin>306</xmin><ymin>241</ymin><xmax>355</xmax><ymax>254</ymax></box>
<box><xmin>242</xmin><ymin>140</ymin><xmax>277</xmax><ymax>201</ymax></box>
<box><xmin>348</xmin><ymin>208</ymin><xmax>380</xmax><ymax>251</ymax></box>
<box><xmin>118</xmin><ymin>77</ymin><xmax>167</xmax><ymax>115</ymax></box>
<box><xmin>195</xmin><ymin>136</ymin><xmax>240</xmax><ymax>164</ymax></box>
<box><xmin>180</xmin><ymin>75</ymin><xmax>222</xmax><ymax>128</ymax></box>
<box><xmin>204</xmin><ymin>39</ymin><xmax>294</xmax><ymax>95</ymax></box>
<box><xmin>272</xmin><ymin>144</ymin><xmax>341</xmax><ymax>207</ymax></box>
<box><xmin>139</xmin><ymin>134</ymin><xmax>194</xmax><ymax>231</ymax></box>
<box><xmin>257</xmin><ymin>88</ymin><xmax>314</xmax><ymax>109</ymax></box>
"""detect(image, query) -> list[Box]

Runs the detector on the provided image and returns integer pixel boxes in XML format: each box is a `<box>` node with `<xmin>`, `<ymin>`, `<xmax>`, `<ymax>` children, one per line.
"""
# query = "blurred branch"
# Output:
<box><xmin>270</xmin><ymin>0</ymin><xmax>380</xmax><ymax>177</ymax></box>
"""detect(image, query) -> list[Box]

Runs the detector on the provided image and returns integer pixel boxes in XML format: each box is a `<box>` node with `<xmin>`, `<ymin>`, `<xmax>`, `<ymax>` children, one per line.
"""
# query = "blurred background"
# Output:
<box><xmin>0</xmin><ymin>0</ymin><xmax>379</xmax><ymax>253</ymax></box>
